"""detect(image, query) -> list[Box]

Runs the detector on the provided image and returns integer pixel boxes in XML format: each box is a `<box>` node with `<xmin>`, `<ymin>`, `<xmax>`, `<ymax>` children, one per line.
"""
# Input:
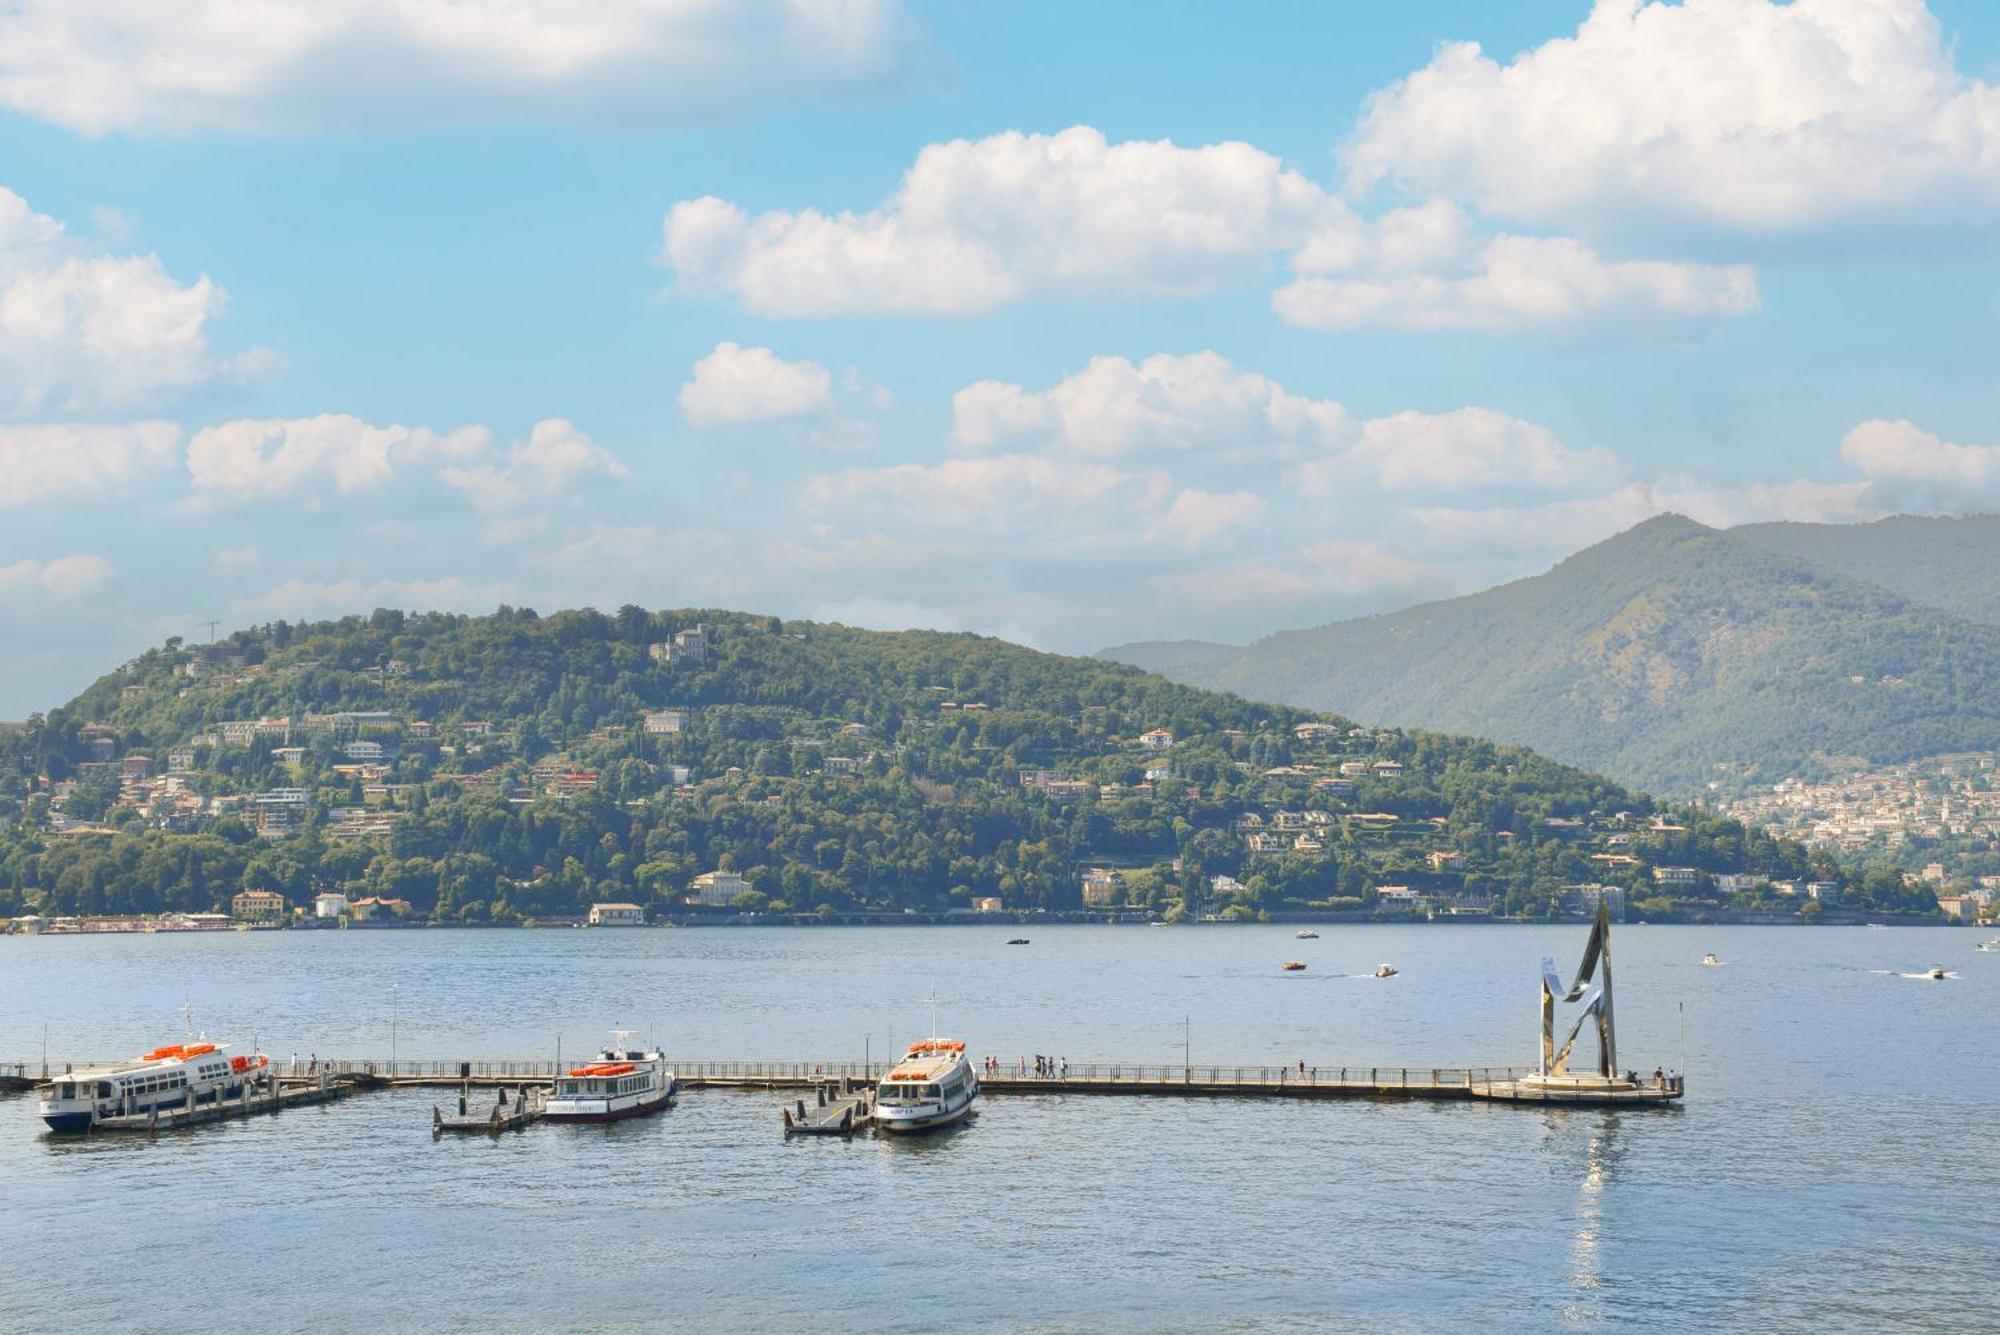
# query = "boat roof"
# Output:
<box><xmin>65</xmin><ymin>1048</ymin><xmax>234</xmax><ymax>1079</ymax></box>
<box><xmin>883</xmin><ymin>1039</ymin><xmax>968</xmax><ymax>1082</ymax></box>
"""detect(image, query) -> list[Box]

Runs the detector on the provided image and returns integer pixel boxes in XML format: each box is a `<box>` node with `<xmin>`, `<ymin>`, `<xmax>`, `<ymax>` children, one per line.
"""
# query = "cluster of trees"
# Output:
<box><xmin>0</xmin><ymin>605</ymin><xmax>1912</xmax><ymax>923</ymax></box>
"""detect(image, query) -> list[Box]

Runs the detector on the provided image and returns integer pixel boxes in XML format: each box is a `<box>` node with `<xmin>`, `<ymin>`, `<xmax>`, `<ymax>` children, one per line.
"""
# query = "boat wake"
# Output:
<box><xmin>1868</xmin><ymin>969</ymin><xmax>1959</xmax><ymax>980</ymax></box>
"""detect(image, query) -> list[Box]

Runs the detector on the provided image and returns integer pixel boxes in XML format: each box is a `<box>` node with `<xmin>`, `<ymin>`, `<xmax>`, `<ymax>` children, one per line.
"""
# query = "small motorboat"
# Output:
<box><xmin>1005</xmin><ymin>938</ymin><xmax>1030</xmax><ymax>946</ymax></box>
<box><xmin>1702</xmin><ymin>953</ymin><xmax>1722</xmax><ymax>967</ymax></box>
<box><xmin>1373</xmin><ymin>963</ymin><xmax>1398</xmax><ymax>978</ymax></box>
<box><xmin>1976</xmin><ymin>938</ymin><xmax>1999</xmax><ymax>953</ymax></box>
<box><xmin>1282</xmin><ymin>961</ymin><xmax>1308</xmax><ymax>972</ymax></box>
<box><xmin>1295</xmin><ymin>930</ymin><xmax>1320</xmax><ymax>940</ymax></box>
<box><xmin>1926</xmin><ymin>966</ymin><xmax>1947</xmax><ymax>980</ymax></box>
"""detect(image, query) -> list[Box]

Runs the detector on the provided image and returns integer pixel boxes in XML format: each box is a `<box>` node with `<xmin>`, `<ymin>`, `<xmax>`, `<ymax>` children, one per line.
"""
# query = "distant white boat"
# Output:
<box><xmin>1702</xmin><ymin>953</ymin><xmax>1723</xmax><ymax>967</ymax></box>
<box><xmin>1295</xmin><ymin>930</ymin><xmax>1319</xmax><ymax>940</ymax></box>
<box><xmin>1927</xmin><ymin>966</ymin><xmax>1948</xmax><ymax>980</ymax></box>
<box><xmin>1976</xmin><ymin>938</ymin><xmax>1999</xmax><ymax>953</ymax></box>
<box><xmin>1373</xmin><ymin>963</ymin><xmax>1398</xmax><ymax>978</ymax></box>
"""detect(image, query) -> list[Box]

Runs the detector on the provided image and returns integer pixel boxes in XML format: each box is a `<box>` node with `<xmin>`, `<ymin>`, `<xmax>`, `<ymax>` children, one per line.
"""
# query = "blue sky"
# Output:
<box><xmin>2</xmin><ymin>0</ymin><xmax>2000</xmax><ymax>714</ymax></box>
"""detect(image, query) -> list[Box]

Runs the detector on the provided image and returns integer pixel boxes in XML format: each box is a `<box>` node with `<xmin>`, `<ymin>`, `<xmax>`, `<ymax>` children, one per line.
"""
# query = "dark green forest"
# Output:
<box><xmin>0</xmin><ymin>605</ymin><xmax>1931</xmax><ymax>924</ymax></box>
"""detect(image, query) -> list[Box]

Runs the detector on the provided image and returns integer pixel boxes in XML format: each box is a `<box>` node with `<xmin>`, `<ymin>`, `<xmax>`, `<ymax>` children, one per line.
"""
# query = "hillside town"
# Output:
<box><xmin>1724</xmin><ymin>752</ymin><xmax>2000</xmax><ymax>922</ymax></box>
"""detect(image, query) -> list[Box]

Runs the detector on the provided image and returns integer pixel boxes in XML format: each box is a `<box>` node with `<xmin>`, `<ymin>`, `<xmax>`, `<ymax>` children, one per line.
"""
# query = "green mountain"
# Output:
<box><xmin>1103</xmin><ymin>514</ymin><xmax>2000</xmax><ymax>797</ymax></box>
<box><xmin>0</xmin><ymin>604</ymin><xmax>1905</xmax><ymax>924</ymax></box>
<box><xmin>1731</xmin><ymin>513</ymin><xmax>2000</xmax><ymax>627</ymax></box>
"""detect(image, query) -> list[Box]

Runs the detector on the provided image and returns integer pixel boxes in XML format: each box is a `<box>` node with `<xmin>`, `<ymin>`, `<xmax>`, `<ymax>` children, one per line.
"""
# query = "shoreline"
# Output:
<box><xmin>3</xmin><ymin>909</ymin><xmax>1969</xmax><ymax>936</ymax></box>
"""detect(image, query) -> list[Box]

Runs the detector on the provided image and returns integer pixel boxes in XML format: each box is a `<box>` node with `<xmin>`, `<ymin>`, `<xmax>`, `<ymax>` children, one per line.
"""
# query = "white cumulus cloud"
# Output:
<box><xmin>665</xmin><ymin>124</ymin><xmax>1762</xmax><ymax>336</ymax></box>
<box><xmin>955</xmin><ymin>352</ymin><xmax>1613</xmax><ymax>498</ymax></box>
<box><xmin>664</xmin><ymin>126</ymin><xmax>1336</xmax><ymax>317</ymax></box>
<box><xmin>953</xmin><ymin>352</ymin><xmax>1350</xmax><ymax>457</ymax></box>
<box><xmin>1840</xmin><ymin>418</ymin><xmax>2000</xmax><ymax>491</ymax></box>
<box><xmin>183</xmin><ymin>414</ymin><xmax>623</xmax><ymax>513</ymax></box>
<box><xmin>0</xmin><ymin>0</ymin><xmax>935</xmax><ymax>136</ymax></box>
<box><xmin>1343</xmin><ymin>0</ymin><xmax>2000</xmax><ymax>234</ymax></box>
<box><xmin>1155</xmin><ymin>489</ymin><xmax>1267</xmax><ymax>553</ymax></box>
<box><xmin>0</xmin><ymin>553</ymin><xmax>114</xmax><ymax>601</ymax></box>
<box><xmin>186</xmin><ymin>414</ymin><xmax>490</xmax><ymax>500</ymax></box>
<box><xmin>440</xmin><ymin>418</ymin><xmax>627</xmax><ymax>512</ymax></box>
<box><xmin>1315</xmin><ymin>407</ymin><xmax>1622</xmax><ymax>493</ymax></box>
<box><xmin>1274</xmin><ymin>234</ymin><xmax>1757</xmax><ymax>333</ymax></box>
<box><xmin>807</xmin><ymin>453</ymin><xmax>1170</xmax><ymax>536</ymax></box>
<box><xmin>0</xmin><ymin>420</ymin><xmax>180</xmax><ymax>507</ymax></box>
<box><xmin>1</xmin><ymin>187</ymin><xmax>258</xmax><ymax>413</ymax></box>
<box><xmin>679</xmin><ymin>341</ymin><xmax>834</xmax><ymax>427</ymax></box>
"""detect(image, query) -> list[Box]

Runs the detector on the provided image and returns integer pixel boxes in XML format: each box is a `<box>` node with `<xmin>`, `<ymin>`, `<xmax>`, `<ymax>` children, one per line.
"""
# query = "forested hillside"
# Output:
<box><xmin>0</xmin><ymin>605</ymin><xmax>1900</xmax><ymax>924</ymax></box>
<box><xmin>1731</xmin><ymin>514</ymin><xmax>2000</xmax><ymax>627</ymax></box>
<box><xmin>1104</xmin><ymin>515</ymin><xmax>2000</xmax><ymax>796</ymax></box>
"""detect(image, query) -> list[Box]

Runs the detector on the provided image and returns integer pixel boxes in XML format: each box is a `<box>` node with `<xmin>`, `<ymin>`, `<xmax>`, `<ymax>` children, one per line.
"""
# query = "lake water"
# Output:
<box><xmin>1</xmin><ymin>924</ymin><xmax>1993</xmax><ymax>1333</ymax></box>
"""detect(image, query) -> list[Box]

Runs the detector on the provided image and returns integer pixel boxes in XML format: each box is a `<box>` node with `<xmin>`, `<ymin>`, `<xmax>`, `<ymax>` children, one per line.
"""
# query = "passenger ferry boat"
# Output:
<box><xmin>37</xmin><ymin>1040</ymin><xmax>270</xmax><ymax>1133</ymax></box>
<box><xmin>544</xmin><ymin>1032</ymin><xmax>676</xmax><ymax>1123</ymax></box>
<box><xmin>875</xmin><ymin>1038</ymin><xmax>980</xmax><ymax>1134</ymax></box>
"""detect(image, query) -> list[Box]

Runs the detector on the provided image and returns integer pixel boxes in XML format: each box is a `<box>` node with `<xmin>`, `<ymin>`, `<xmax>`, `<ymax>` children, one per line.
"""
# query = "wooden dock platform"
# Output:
<box><xmin>87</xmin><ymin>1074</ymin><xmax>349</xmax><ymax>1133</ymax></box>
<box><xmin>781</xmin><ymin>1078</ymin><xmax>874</xmax><ymax>1136</ymax></box>
<box><xmin>434</xmin><ymin>1082</ymin><xmax>542</xmax><ymax>1134</ymax></box>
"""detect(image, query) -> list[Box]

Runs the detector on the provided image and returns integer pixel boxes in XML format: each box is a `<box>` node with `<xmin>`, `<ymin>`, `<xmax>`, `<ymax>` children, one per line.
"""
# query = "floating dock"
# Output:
<box><xmin>85</xmin><ymin>1074</ymin><xmax>349</xmax><ymax>1133</ymax></box>
<box><xmin>782</xmin><ymin>1078</ymin><xmax>874</xmax><ymax>1136</ymax></box>
<box><xmin>434</xmin><ymin>1081</ymin><xmax>542</xmax><ymax>1134</ymax></box>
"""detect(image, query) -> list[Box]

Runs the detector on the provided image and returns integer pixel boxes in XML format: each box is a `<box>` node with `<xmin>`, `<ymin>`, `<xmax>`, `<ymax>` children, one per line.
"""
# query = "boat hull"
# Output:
<box><xmin>876</xmin><ymin>1096</ymin><xmax>978</xmax><ymax>1135</ymax></box>
<box><xmin>543</xmin><ymin>1083</ymin><xmax>676</xmax><ymax>1124</ymax></box>
<box><xmin>40</xmin><ymin>1110</ymin><xmax>94</xmax><ymax>1134</ymax></box>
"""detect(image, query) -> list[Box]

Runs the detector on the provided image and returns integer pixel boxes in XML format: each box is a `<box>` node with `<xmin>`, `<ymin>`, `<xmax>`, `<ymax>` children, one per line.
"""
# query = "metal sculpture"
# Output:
<box><xmin>1540</xmin><ymin>898</ymin><xmax>1615</xmax><ymax>1078</ymax></box>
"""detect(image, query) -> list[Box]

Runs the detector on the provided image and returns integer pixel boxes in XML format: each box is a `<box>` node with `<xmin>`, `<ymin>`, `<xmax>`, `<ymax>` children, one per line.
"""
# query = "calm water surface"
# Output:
<box><xmin>0</xmin><ymin>924</ymin><xmax>1993</xmax><ymax>1333</ymax></box>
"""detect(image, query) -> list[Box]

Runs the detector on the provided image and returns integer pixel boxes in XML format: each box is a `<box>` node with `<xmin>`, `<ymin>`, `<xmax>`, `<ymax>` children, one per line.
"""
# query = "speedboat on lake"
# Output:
<box><xmin>1374</xmin><ymin>963</ymin><xmax>1399</xmax><ymax>978</ymax></box>
<box><xmin>544</xmin><ymin>1031</ymin><xmax>675</xmax><ymax>1123</ymax></box>
<box><xmin>1295</xmin><ymin>930</ymin><xmax>1319</xmax><ymax>940</ymax></box>
<box><xmin>875</xmin><ymin>1039</ymin><xmax>979</xmax><ymax>1134</ymax></box>
<box><xmin>1702</xmin><ymin>953</ymin><xmax>1723</xmax><ymax>967</ymax></box>
<box><xmin>1926</xmin><ymin>966</ymin><xmax>1948</xmax><ymax>980</ymax></box>
<box><xmin>1282</xmin><ymin>961</ymin><xmax>1307</xmax><ymax>972</ymax></box>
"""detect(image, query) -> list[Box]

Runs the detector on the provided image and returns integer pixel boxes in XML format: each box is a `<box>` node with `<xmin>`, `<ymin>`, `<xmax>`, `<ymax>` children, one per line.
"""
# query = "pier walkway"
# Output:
<box><xmin>10</xmin><ymin>1059</ymin><xmax>1683</xmax><ymax>1108</ymax></box>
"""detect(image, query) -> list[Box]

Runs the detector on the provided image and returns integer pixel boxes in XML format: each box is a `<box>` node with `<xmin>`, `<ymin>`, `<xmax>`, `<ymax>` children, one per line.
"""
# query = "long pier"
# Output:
<box><xmin>10</xmin><ymin>1058</ymin><xmax>1677</xmax><ymax>1103</ymax></box>
<box><xmin>7</xmin><ymin>1057</ymin><xmax>1683</xmax><ymax>1115</ymax></box>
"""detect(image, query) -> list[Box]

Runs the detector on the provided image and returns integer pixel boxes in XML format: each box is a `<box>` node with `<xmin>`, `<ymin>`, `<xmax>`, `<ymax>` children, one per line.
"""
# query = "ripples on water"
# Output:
<box><xmin>1</xmin><ymin>925</ymin><xmax>1993</xmax><ymax>1333</ymax></box>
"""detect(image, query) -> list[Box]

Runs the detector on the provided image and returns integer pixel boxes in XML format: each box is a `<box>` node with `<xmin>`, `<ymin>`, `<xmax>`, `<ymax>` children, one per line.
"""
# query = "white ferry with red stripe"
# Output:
<box><xmin>37</xmin><ymin>1040</ymin><xmax>270</xmax><ymax>1134</ymax></box>
<box><xmin>544</xmin><ymin>1032</ymin><xmax>675</xmax><ymax>1123</ymax></box>
<box><xmin>875</xmin><ymin>1038</ymin><xmax>980</xmax><ymax>1134</ymax></box>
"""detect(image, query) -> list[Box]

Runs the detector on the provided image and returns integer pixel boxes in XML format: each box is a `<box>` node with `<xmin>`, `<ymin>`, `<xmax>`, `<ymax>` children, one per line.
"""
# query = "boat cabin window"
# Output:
<box><xmin>97</xmin><ymin>1082</ymin><xmax>112</xmax><ymax>1098</ymax></box>
<box><xmin>57</xmin><ymin>1082</ymin><xmax>74</xmax><ymax>1098</ymax></box>
<box><xmin>920</xmin><ymin>1084</ymin><xmax>938</xmax><ymax>1100</ymax></box>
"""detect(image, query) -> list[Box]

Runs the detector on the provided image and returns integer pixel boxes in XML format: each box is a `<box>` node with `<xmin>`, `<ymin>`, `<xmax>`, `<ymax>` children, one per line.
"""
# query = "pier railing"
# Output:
<box><xmin>113</xmin><ymin>1057</ymin><xmax>1540</xmax><ymax>1088</ymax></box>
<box><xmin>8</xmin><ymin>1057</ymin><xmax>1540</xmax><ymax>1090</ymax></box>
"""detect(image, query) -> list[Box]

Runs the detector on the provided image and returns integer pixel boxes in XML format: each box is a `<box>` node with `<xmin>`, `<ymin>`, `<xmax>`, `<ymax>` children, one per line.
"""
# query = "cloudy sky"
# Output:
<box><xmin>3</xmin><ymin>0</ymin><xmax>1999</xmax><ymax>714</ymax></box>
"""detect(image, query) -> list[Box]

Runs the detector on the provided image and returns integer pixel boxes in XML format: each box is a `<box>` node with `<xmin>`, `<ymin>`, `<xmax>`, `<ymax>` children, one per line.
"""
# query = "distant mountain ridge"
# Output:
<box><xmin>1103</xmin><ymin>513</ymin><xmax>2000</xmax><ymax>796</ymax></box>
